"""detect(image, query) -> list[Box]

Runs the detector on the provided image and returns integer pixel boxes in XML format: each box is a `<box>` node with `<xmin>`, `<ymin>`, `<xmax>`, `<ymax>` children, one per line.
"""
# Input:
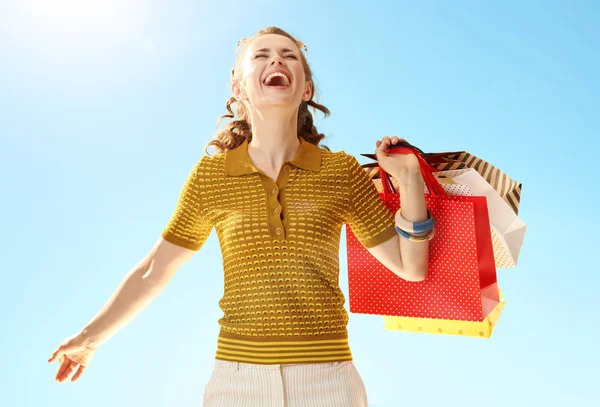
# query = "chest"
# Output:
<box><xmin>255</xmin><ymin>165</ymin><xmax>280</xmax><ymax>184</ymax></box>
<box><xmin>249</xmin><ymin>154</ymin><xmax>290</xmax><ymax>184</ymax></box>
<box><xmin>203</xmin><ymin>168</ymin><xmax>349</xmax><ymax>238</ymax></box>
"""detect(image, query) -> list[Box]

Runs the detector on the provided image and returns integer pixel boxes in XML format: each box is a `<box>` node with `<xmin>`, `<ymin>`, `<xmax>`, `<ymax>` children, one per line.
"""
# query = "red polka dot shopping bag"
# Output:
<box><xmin>346</xmin><ymin>143</ymin><xmax>501</xmax><ymax>336</ymax></box>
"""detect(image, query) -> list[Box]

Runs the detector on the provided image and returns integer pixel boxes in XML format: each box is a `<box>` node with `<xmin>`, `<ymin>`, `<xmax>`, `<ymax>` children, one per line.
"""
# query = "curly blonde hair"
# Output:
<box><xmin>204</xmin><ymin>26</ymin><xmax>331</xmax><ymax>156</ymax></box>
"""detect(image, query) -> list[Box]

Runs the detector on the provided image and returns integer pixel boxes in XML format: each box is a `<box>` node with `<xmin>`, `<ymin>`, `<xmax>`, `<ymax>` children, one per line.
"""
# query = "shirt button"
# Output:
<box><xmin>274</xmin><ymin>207</ymin><xmax>281</xmax><ymax>215</ymax></box>
<box><xmin>275</xmin><ymin>227</ymin><xmax>283</xmax><ymax>236</ymax></box>
<box><xmin>272</xmin><ymin>187</ymin><xmax>278</xmax><ymax>195</ymax></box>
<box><xmin>283</xmin><ymin>166</ymin><xmax>291</xmax><ymax>173</ymax></box>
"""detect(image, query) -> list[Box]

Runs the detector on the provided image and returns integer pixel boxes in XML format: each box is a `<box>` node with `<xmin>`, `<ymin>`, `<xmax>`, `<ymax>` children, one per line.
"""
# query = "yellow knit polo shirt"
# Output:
<box><xmin>161</xmin><ymin>137</ymin><xmax>396</xmax><ymax>365</ymax></box>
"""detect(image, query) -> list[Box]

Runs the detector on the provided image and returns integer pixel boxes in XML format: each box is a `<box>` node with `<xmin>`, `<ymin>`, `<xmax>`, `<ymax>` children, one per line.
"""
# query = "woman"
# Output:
<box><xmin>48</xmin><ymin>26</ymin><xmax>433</xmax><ymax>406</ymax></box>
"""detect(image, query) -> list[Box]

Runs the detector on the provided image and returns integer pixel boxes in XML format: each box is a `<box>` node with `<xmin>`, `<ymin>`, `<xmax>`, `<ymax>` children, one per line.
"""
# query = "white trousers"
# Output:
<box><xmin>202</xmin><ymin>359</ymin><xmax>369</xmax><ymax>407</ymax></box>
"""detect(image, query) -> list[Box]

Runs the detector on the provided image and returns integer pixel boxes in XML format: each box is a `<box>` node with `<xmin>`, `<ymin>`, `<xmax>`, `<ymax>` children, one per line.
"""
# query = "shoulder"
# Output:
<box><xmin>321</xmin><ymin>148</ymin><xmax>353</xmax><ymax>167</ymax></box>
<box><xmin>312</xmin><ymin>149</ymin><xmax>351</xmax><ymax>177</ymax></box>
<box><xmin>328</xmin><ymin>150</ymin><xmax>362</xmax><ymax>171</ymax></box>
<box><xmin>179</xmin><ymin>153</ymin><xmax>224</xmax><ymax>191</ymax></box>
<box><xmin>193</xmin><ymin>152</ymin><xmax>225</xmax><ymax>174</ymax></box>
<box><xmin>318</xmin><ymin>150</ymin><xmax>368</xmax><ymax>176</ymax></box>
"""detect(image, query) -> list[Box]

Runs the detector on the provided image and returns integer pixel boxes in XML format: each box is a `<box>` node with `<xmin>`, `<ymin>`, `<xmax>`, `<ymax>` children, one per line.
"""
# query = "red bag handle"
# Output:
<box><xmin>378</xmin><ymin>142</ymin><xmax>446</xmax><ymax>200</ymax></box>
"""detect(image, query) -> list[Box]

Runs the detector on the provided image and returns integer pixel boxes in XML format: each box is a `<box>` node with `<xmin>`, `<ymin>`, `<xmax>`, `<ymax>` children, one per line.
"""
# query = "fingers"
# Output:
<box><xmin>376</xmin><ymin>136</ymin><xmax>408</xmax><ymax>151</ymax></box>
<box><xmin>49</xmin><ymin>335</ymin><xmax>91</xmax><ymax>383</ymax></box>
<box><xmin>71</xmin><ymin>365</ymin><xmax>87</xmax><ymax>383</ymax></box>
<box><xmin>56</xmin><ymin>357</ymin><xmax>77</xmax><ymax>383</ymax></box>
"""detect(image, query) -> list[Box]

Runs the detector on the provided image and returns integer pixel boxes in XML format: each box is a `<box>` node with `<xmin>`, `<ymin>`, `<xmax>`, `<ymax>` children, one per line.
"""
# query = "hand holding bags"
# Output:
<box><xmin>362</xmin><ymin>150</ymin><xmax>527</xmax><ymax>268</ymax></box>
<box><xmin>346</xmin><ymin>143</ymin><xmax>501</xmax><ymax>331</ymax></box>
<box><xmin>363</xmin><ymin>149</ymin><xmax>523</xmax><ymax>215</ymax></box>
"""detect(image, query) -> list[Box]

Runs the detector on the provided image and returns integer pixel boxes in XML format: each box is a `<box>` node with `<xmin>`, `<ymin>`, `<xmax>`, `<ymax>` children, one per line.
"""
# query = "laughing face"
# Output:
<box><xmin>232</xmin><ymin>34</ymin><xmax>313</xmax><ymax>111</ymax></box>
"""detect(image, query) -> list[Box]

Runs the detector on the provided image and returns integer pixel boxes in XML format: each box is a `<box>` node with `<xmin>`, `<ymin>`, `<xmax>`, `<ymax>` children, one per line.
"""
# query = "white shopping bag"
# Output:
<box><xmin>448</xmin><ymin>169</ymin><xmax>526</xmax><ymax>267</ymax></box>
<box><xmin>433</xmin><ymin>169</ymin><xmax>526</xmax><ymax>268</ymax></box>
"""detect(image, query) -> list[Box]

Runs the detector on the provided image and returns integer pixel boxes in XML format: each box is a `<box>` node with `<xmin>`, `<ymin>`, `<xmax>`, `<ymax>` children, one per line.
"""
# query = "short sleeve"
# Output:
<box><xmin>161</xmin><ymin>158</ymin><xmax>213</xmax><ymax>251</ymax></box>
<box><xmin>345</xmin><ymin>153</ymin><xmax>397</xmax><ymax>249</ymax></box>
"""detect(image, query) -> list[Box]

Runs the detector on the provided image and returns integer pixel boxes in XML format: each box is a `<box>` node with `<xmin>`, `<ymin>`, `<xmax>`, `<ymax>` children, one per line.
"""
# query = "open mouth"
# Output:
<box><xmin>263</xmin><ymin>72</ymin><xmax>291</xmax><ymax>87</ymax></box>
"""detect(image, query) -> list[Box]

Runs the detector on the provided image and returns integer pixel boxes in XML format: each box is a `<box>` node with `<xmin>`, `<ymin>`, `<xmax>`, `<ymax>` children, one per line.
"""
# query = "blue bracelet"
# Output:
<box><xmin>394</xmin><ymin>208</ymin><xmax>435</xmax><ymax>235</ymax></box>
<box><xmin>395</xmin><ymin>224</ymin><xmax>436</xmax><ymax>242</ymax></box>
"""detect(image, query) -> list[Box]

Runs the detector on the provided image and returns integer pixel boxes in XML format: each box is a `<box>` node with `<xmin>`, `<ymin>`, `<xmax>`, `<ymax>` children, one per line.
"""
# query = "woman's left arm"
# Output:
<box><xmin>366</xmin><ymin>137</ymin><xmax>429</xmax><ymax>281</ymax></box>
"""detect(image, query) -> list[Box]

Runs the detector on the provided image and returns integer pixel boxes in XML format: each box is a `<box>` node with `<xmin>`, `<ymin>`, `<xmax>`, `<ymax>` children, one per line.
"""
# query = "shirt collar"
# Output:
<box><xmin>225</xmin><ymin>137</ymin><xmax>321</xmax><ymax>176</ymax></box>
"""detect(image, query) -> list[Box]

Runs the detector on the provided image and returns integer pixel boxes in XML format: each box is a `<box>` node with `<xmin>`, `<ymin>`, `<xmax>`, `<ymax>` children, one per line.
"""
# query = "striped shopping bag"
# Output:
<box><xmin>424</xmin><ymin>151</ymin><xmax>522</xmax><ymax>215</ymax></box>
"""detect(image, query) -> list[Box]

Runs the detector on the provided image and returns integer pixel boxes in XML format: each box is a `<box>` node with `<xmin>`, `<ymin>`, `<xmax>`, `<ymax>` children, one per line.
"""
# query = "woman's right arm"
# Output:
<box><xmin>50</xmin><ymin>158</ymin><xmax>211</xmax><ymax>382</ymax></box>
<box><xmin>79</xmin><ymin>237</ymin><xmax>196</xmax><ymax>347</ymax></box>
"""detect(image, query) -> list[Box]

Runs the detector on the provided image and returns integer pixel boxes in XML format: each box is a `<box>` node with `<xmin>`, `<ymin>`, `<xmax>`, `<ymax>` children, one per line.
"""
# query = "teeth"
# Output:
<box><xmin>264</xmin><ymin>72</ymin><xmax>290</xmax><ymax>86</ymax></box>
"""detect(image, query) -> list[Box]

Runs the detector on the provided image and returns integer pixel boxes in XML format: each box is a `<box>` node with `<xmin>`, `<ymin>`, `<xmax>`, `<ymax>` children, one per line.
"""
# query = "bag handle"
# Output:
<box><xmin>363</xmin><ymin>150</ymin><xmax>467</xmax><ymax>166</ymax></box>
<box><xmin>422</xmin><ymin>151</ymin><xmax>466</xmax><ymax>164</ymax></box>
<box><xmin>379</xmin><ymin>142</ymin><xmax>446</xmax><ymax>200</ymax></box>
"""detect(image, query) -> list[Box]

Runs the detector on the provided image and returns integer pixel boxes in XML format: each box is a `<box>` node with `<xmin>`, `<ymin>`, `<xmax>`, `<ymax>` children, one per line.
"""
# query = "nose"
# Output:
<box><xmin>270</xmin><ymin>55</ymin><xmax>284</xmax><ymax>66</ymax></box>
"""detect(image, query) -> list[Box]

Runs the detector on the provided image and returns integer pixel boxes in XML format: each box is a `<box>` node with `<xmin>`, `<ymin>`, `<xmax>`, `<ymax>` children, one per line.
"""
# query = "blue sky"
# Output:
<box><xmin>1</xmin><ymin>1</ymin><xmax>598</xmax><ymax>406</ymax></box>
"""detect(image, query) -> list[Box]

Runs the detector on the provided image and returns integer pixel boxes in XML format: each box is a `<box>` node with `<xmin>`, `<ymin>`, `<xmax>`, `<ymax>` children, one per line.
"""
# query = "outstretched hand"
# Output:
<box><xmin>48</xmin><ymin>332</ymin><xmax>98</xmax><ymax>383</ymax></box>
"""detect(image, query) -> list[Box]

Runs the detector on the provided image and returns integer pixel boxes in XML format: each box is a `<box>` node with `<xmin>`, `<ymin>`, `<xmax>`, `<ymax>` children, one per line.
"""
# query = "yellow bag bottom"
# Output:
<box><xmin>383</xmin><ymin>291</ymin><xmax>505</xmax><ymax>338</ymax></box>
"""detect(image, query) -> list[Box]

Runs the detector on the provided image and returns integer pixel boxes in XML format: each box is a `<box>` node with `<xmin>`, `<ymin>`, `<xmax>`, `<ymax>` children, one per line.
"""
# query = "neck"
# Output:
<box><xmin>247</xmin><ymin>107</ymin><xmax>301</xmax><ymax>170</ymax></box>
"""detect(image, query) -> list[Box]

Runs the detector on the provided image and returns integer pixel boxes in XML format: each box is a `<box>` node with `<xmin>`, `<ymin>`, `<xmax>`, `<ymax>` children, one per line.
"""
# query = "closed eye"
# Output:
<box><xmin>253</xmin><ymin>53</ymin><xmax>298</xmax><ymax>59</ymax></box>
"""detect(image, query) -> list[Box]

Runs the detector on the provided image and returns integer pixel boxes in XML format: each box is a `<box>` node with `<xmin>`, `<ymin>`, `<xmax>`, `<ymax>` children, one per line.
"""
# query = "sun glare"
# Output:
<box><xmin>32</xmin><ymin>0</ymin><xmax>116</xmax><ymax>23</ymax></box>
<box><xmin>30</xmin><ymin>0</ymin><xmax>147</xmax><ymax>48</ymax></box>
<box><xmin>4</xmin><ymin>0</ymin><xmax>155</xmax><ymax>85</ymax></box>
